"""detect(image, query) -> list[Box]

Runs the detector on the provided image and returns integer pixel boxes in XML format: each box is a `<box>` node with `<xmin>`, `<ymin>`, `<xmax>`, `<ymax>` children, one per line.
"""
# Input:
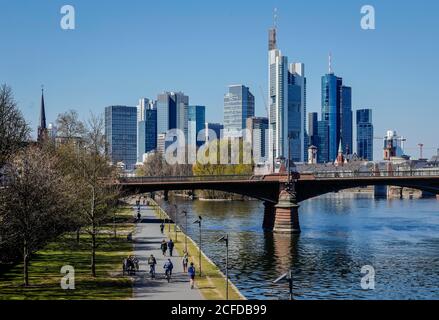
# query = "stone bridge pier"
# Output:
<box><xmin>263</xmin><ymin>186</ymin><xmax>301</xmax><ymax>235</ymax></box>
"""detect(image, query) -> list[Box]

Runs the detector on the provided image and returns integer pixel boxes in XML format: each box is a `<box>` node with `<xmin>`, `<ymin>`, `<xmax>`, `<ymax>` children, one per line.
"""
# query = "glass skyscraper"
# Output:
<box><xmin>187</xmin><ymin>105</ymin><xmax>206</xmax><ymax>148</ymax></box>
<box><xmin>308</xmin><ymin>112</ymin><xmax>318</xmax><ymax>147</ymax></box>
<box><xmin>157</xmin><ymin>91</ymin><xmax>189</xmax><ymax>137</ymax></box>
<box><xmin>357</xmin><ymin>109</ymin><xmax>374</xmax><ymax>161</ymax></box>
<box><xmin>341</xmin><ymin>86</ymin><xmax>353</xmax><ymax>155</ymax></box>
<box><xmin>105</xmin><ymin>105</ymin><xmax>137</xmax><ymax>169</ymax></box>
<box><xmin>137</xmin><ymin>99</ymin><xmax>157</xmax><ymax>163</ymax></box>
<box><xmin>246</xmin><ymin>117</ymin><xmax>269</xmax><ymax>164</ymax></box>
<box><xmin>224</xmin><ymin>85</ymin><xmax>255</xmax><ymax>137</ymax></box>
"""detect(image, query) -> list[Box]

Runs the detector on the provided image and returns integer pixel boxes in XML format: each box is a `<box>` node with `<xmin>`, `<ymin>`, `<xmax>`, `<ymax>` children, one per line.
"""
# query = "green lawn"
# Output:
<box><xmin>0</xmin><ymin>207</ymin><xmax>134</xmax><ymax>300</ymax></box>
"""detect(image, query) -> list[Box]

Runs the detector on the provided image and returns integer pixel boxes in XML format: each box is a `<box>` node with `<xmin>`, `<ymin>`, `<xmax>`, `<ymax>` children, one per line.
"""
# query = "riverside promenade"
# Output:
<box><xmin>132</xmin><ymin>204</ymin><xmax>203</xmax><ymax>300</ymax></box>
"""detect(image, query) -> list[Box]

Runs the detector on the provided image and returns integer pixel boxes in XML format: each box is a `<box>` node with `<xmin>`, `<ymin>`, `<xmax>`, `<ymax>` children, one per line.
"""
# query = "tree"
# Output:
<box><xmin>0</xmin><ymin>84</ymin><xmax>30</xmax><ymax>171</ymax></box>
<box><xmin>58</xmin><ymin>114</ymin><xmax>120</xmax><ymax>277</ymax></box>
<box><xmin>0</xmin><ymin>146</ymin><xmax>74</xmax><ymax>286</ymax></box>
<box><xmin>55</xmin><ymin>109</ymin><xmax>86</xmax><ymax>139</ymax></box>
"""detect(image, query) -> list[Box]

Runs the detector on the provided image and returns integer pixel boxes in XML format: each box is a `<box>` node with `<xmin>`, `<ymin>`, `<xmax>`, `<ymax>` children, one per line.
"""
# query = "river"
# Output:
<box><xmin>159</xmin><ymin>194</ymin><xmax>439</xmax><ymax>300</ymax></box>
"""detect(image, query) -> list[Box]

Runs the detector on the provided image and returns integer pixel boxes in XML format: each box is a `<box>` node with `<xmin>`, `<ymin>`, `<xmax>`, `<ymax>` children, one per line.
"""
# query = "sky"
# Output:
<box><xmin>1</xmin><ymin>0</ymin><xmax>438</xmax><ymax>159</ymax></box>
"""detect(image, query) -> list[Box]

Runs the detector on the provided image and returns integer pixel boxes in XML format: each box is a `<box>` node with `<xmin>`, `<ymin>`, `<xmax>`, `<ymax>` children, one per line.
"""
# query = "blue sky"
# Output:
<box><xmin>1</xmin><ymin>0</ymin><xmax>438</xmax><ymax>159</ymax></box>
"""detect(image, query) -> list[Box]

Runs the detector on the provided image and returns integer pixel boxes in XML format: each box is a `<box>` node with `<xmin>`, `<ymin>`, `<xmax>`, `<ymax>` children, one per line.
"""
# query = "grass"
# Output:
<box><xmin>0</xmin><ymin>207</ymin><xmax>135</xmax><ymax>300</ymax></box>
<box><xmin>151</xmin><ymin>201</ymin><xmax>245</xmax><ymax>300</ymax></box>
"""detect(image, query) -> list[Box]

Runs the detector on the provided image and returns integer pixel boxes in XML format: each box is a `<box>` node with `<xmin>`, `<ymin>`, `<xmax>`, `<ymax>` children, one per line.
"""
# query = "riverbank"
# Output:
<box><xmin>149</xmin><ymin>199</ymin><xmax>246</xmax><ymax>300</ymax></box>
<box><xmin>0</xmin><ymin>207</ymin><xmax>134</xmax><ymax>300</ymax></box>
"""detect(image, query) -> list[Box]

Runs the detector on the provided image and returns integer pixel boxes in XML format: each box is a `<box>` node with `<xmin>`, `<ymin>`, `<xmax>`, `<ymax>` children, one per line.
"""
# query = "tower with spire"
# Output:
<box><xmin>37</xmin><ymin>86</ymin><xmax>48</xmax><ymax>143</ymax></box>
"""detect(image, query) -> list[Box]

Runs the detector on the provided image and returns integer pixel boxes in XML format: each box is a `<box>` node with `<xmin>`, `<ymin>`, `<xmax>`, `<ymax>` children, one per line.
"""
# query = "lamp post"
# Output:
<box><xmin>217</xmin><ymin>234</ymin><xmax>229</xmax><ymax>300</ymax></box>
<box><xmin>174</xmin><ymin>206</ymin><xmax>178</xmax><ymax>242</ymax></box>
<box><xmin>193</xmin><ymin>216</ymin><xmax>203</xmax><ymax>276</ymax></box>
<box><xmin>182</xmin><ymin>210</ymin><xmax>188</xmax><ymax>253</ymax></box>
<box><xmin>273</xmin><ymin>269</ymin><xmax>294</xmax><ymax>300</ymax></box>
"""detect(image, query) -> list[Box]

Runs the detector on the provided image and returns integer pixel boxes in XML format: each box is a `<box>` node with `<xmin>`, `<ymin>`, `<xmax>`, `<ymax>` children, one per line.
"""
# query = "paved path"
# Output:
<box><xmin>132</xmin><ymin>205</ymin><xmax>203</xmax><ymax>300</ymax></box>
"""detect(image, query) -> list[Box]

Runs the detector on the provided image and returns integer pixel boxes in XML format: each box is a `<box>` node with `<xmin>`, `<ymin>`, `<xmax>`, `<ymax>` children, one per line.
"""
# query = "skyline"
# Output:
<box><xmin>1</xmin><ymin>0</ymin><xmax>439</xmax><ymax>159</ymax></box>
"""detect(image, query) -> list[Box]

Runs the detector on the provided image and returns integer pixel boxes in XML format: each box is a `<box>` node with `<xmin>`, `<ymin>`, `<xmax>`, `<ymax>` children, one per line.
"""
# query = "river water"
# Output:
<box><xmin>159</xmin><ymin>194</ymin><xmax>439</xmax><ymax>300</ymax></box>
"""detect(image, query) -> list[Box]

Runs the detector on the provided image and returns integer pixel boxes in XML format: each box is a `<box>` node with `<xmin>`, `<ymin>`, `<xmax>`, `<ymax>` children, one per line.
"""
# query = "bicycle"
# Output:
<box><xmin>165</xmin><ymin>269</ymin><xmax>172</xmax><ymax>283</ymax></box>
<box><xmin>149</xmin><ymin>265</ymin><xmax>156</xmax><ymax>279</ymax></box>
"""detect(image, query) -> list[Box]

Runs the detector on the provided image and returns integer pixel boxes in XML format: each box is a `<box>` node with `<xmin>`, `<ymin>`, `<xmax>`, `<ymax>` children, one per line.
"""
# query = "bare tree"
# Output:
<box><xmin>55</xmin><ymin>109</ymin><xmax>86</xmax><ymax>139</ymax></box>
<box><xmin>0</xmin><ymin>146</ymin><xmax>74</xmax><ymax>286</ymax></box>
<box><xmin>0</xmin><ymin>84</ymin><xmax>30</xmax><ymax>170</ymax></box>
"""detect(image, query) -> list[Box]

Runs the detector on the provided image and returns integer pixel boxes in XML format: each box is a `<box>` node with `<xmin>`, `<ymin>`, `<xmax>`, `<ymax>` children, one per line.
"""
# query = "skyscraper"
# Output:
<box><xmin>187</xmin><ymin>105</ymin><xmax>206</xmax><ymax>148</ymax></box>
<box><xmin>137</xmin><ymin>98</ymin><xmax>157</xmax><ymax>163</ymax></box>
<box><xmin>224</xmin><ymin>85</ymin><xmax>255</xmax><ymax>137</ymax></box>
<box><xmin>246</xmin><ymin>117</ymin><xmax>269</xmax><ymax>164</ymax></box>
<box><xmin>288</xmin><ymin>63</ymin><xmax>306</xmax><ymax>162</ymax></box>
<box><xmin>308</xmin><ymin>112</ymin><xmax>318</xmax><ymax>147</ymax></box>
<box><xmin>205</xmin><ymin>123</ymin><xmax>224</xmax><ymax>141</ymax></box>
<box><xmin>341</xmin><ymin>86</ymin><xmax>353</xmax><ymax>155</ymax></box>
<box><xmin>268</xmin><ymin>26</ymin><xmax>289</xmax><ymax>163</ymax></box>
<box><xmin>157</xmin><ymin>91</ymin><xmax>189</xmax><ymax>138</ymax></box>
<box><xmin>321</xmin><ymin>55</ymin><xmax>352</xmax><ymax>162</ymax></box>
<box><xmin>357</xmin><ymin>109</ymin><xmax>374</xmax><ymax>161</ymax></box>
<box><xmin>105</xmin><ymin>105</ymin><xmax>137</xmax><ymax>169</ymax></box>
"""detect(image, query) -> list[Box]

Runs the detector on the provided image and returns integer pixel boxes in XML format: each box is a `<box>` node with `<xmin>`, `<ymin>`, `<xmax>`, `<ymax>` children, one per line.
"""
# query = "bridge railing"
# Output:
<box><xmin>313</xmin><ymin>170</ymin><xmax>439</xmax><ymax>179</ymax></box>
<box><xmin>119</xmin><ymin>174</ymin><xmax>259</xmax><ymax>184</ymax></box>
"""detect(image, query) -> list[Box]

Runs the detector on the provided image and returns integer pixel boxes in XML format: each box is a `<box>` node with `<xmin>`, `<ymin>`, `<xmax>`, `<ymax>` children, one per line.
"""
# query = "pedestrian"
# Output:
<box><xmin>160</xmin><ymin>222</ymin><xmax>165</xmax><ymax>234</ymax></box>
<box><xmin>168</xmin><ymin>239</ymin><xmax>175</xmax><ymax>257</ymax></box>
<box><xmin>188</xmin><ymin>262</ymin><xmax>196</xmax><ymax>289</ymax></box>
<box><xmin>137</xmin><ymin>211</ymin><xmax>141</xmax><ymax>221</ymax></box>
<box><xmin>164</xmin><ymin>258</ymin><xmax>174</xmax><ymax>276</ymax></box>
<box><xmin>161</xmin><ymin>239</ymin><xmax>168</xmax><ymax>256</ymax></box>
<box><xmin>182</xmin><ymin>251</ymin><xmax>189</xmax><ymax>273</ymax></box>
<box><xmin>148</xmin><ymin>254</ymin><xmax>157</xmax><ymax>279</ymax></box>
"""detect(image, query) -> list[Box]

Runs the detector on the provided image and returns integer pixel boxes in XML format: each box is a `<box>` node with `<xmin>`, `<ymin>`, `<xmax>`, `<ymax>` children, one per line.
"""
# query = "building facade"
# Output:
<box><xmin>356</xmin><ymin>109</ymin><xmax>374</xmax><ymax>161</ymax></box>
<box><xmin>341</xmin><ymin>86</ymin><xmax>353</xmax><ymax>155</ymax></box>
<box><xmin>187</xmin><ymin>105</ymin><xmax>206</xmax><ymax>148</ymax></box>
<box><xmin>205</xmin><ymin>122</ymin><xmax>224</xmax><ymax>142</ymax></box>
<box><xmin>308</xmin><ymin>112</ymin><xmax>319</xmax><ymax>147</ymax></box>
<box><xmin>137</xmin><ymin>99</ymin><xmax>157</xmax><ymax>163</ymax></box>
<box><xmin>224</xmin><ymin>85</ymin><xmax>255</xmax><ymax>137</ymax></box>
<box><xmin>247</xmin><ymin>117</ymin><xmax>269</xmax><ymax>164</ymax></box>
<box><xmin>157</xmin><ymin>91</ymin><xmax>189</xmax><ymax>139</ymax></box>
<box><xmin>105</xmin><ymin>105</ymin><xmax>137</xmax><ymax>169</ymax></box>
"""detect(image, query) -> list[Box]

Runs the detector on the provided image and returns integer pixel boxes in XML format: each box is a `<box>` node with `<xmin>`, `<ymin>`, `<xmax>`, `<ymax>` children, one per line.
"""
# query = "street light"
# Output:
<box><xmin>174</xmin><ymin>206</ymin><xmax>178</xmax><ymax>242</ymax></box>
<box><xmin>273</xmin><ymin>270</ymin><xmax>294</xmax><ymax>300</ymax></box>
<box><xmin>193</xmin><ymin>216</ymin><xmax>203</xmax><ymax>276</ymax></box>
<box><xmin>217</xmin><ymin>234</ymin><xmax>229</xmax><ymax>300</ymax></box>
<box><xmin>182</xmin><ymin>210</ymin><xmax>188</xmax><ymax>253</ymax></box>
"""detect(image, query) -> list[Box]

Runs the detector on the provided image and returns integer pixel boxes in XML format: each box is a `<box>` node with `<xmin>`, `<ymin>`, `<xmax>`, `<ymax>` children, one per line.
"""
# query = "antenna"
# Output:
<box><xmin>328</xmin><ymin>52</ymin><xmax>333</xmax><ymax>74</ymax></box>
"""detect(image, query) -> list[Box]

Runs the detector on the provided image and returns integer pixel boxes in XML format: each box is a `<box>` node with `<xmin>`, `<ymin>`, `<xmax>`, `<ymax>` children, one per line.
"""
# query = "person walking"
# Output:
<box><xmin>168</xmin><ymin>239</ymin><xmax>175</xmax><ymax>257</ymax></box>
<box><xmin>147</xmin><ymin>254</ymin><xmax>157</xmax><ymax>279</ymax></box>
<box><xmin>163</xmin><ymin>259</ymin><xmax>174</xmax><ymax>282</ymax></box>
<box><xmin>188</xmin><ymin>262</ymin><xmax>196</xmax><ymax>289</ymax></box>
<box><xmin>160</xmin><ymin>222</ymin><xmax>165</xmax><ymax>234</ymax></box>
<box><xmin>182</xmin><ymin>251</ymin><xmax>189</xmax><ymax>273</ymax></box>
<box><xmin>160</xmin><ymin>240</ymin><xmax>168</xmax><ymax>256</ymax></box>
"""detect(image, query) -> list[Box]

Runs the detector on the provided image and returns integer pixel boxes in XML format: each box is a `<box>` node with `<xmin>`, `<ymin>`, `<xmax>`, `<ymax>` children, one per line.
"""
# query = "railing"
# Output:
<box><xmin>312</xmin><ymin>170</ymin><xmax>439</xmax><ymax>179</ymax></box>
<box><xmin>119</xmin><ymin>174</ymin><xmax>259</xmax><ymax>184</ymax></box>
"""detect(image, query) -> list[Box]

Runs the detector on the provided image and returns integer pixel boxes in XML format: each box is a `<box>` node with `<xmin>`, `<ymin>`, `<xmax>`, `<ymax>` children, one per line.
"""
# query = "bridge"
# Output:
<box><xmin>118</xmin><ymin>170</ymin><xmax>439</xmax><ymax>234</ymax></box>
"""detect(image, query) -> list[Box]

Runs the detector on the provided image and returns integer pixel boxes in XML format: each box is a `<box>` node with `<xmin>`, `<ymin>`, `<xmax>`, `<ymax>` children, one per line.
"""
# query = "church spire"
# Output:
<box><xmin>37</xmin><ymin>85</ymin><xmax>48</xmax><ymax>143</ymax></box>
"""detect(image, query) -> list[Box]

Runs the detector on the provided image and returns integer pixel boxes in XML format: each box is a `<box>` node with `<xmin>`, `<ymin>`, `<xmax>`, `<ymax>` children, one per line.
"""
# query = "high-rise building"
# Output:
<box><xmin>156</xmin><ymin>91</ymin><xmax>189</xmax><ymax>138</ymax></box>
<box><xmin>205</xmin><ymin>123</ymin><xmax>224</xmax><ymax>141</ymax></box>
<box><xmin>288</xmin><ymin>63</ymin><xmax>306</xmax><ymax>162</ymax></box>
<box><xmin>341</xmin><ymin>86</ymin><xmax>353</xmax><ymax>155</ymax></box>
<box><xmin>137</xmin><ymin>98</ymin><xmax>157</xmax><ymax>163</ymax></box>
<box><xmin>308</xmin><ymin>112</ymin><xmax>318</xmax><ymax>147</ymax></box>
<box><xmin>224</xmin><ymin>85</ymin><xmax>255</xmax><ymax>137</ymax></box>
<box><xmin>246</xmin><ymin>117</ymin><xmax>269</xmax><ymax>164</ymax></box>
<box><xmin>105</xmin><ymin>105</ymin><xmax>137</xmax><ymax>169</ymax></box>
<box><xmin>317</xmin><ymin>120</ymin><xmax>329</xmax><ymax>163</ymax></box>
<box><xmin>268</xmin><ymin>29</ymin><xmax>289</xmax><ymax>163</ymax></box>
<box><xmin>187</xmin><ymin>105</ymin><xmax>206</xmax><ymax>148</ymax></box>
<box><xmin>356</xmin><ymin>109</ymin><xmax>374</xmax><ymax>161</ymax></box>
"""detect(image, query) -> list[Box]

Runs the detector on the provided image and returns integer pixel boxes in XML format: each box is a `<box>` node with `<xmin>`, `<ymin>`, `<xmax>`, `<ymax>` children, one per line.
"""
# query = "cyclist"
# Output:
<box><xmin>163</xmin><ymin>259</ymin><xmax>174</xmax><ymax>282</ymax></box>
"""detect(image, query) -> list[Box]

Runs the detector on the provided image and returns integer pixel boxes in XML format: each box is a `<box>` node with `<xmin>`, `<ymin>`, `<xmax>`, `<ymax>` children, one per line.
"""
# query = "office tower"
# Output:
<box><xmin>37</xmin><ymin>87</ymin><xmax>48</xmax><ymax>143</ymax></box>
<box><xmin>268</xmin><ymin>27</ymin><xmax>289</xmax><ymax>163</ymax></box>
<box><xmin>308</xmin><ymin>112</ymin><xmax>318</xmax><ymax>147</ymax></box>
<box><xmin>246</xmin><ymin>117</ymin><xmax>269</xmax><ymax>164</ymax></box>
<box><xmin>224</xmin><ymin>85</ymin><xmax>255</xmax><ymax>137</ymax></box>
<box><xmin>317</xmin><ymin>120</ymin><xmax>329</xmax><ymax>163</ymax></box>
<box><xmin>341</xmin><ymin>86</ymin><xmax>353</xmax><ymax>155</ymax></box>
<box><xmin>357</xmin><ymin>109</ymin><xmax>374</xmax><ymax>161</ymax></box>
<box><xmin>205</xmin><ymin>123</ymin><xmax>224</xmax><ymax>141</ymax></box>
<box><xmin>137</xmin><ymin>98</ymin><xmax>157</xmax><ymax>163</ymax></box>
<box><xmin>105</xmin><ymin>105</ymin><xmax>137</xmax><ymax>169</ymax></box>
<box><xmin>157</xmin><ymin>133</ymin><xmax>166</xmax><ymax>155</ymax></box>
<box><xmin>187</xmin><ymin>105</ymin><xmax>206</xmax><ymax>148</ymax></box>
<box><xmin>288</xmin><ymin>63</ymin><xmax>306</xmax><ymax>162</ymax></box>
<box><xmin>156</xmin><ymin>91</ymin><xmax>189</xmax><ymax>138</ymax></box>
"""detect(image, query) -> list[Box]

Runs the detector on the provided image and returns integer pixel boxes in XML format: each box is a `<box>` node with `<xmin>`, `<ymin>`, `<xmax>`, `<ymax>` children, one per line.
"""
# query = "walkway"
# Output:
<box><xmin>131</xmin><ymin>204</ymin><xmax>203</xmax><ymax>300</ymax></box>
